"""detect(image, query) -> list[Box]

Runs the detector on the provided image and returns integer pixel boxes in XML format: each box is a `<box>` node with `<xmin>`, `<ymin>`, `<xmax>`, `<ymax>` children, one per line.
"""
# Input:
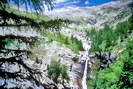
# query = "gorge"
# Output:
<box><xmin>0</xmin><ymin>0</ymin><xmax>133</xmax><ymax>89</ymax></box>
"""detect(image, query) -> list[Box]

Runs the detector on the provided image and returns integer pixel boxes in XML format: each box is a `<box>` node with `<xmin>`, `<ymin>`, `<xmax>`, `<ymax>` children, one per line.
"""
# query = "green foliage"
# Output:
<box><xmin>0</xmin><ymin>5</ymin><xmax>50</xmax><ymax>26</ymax></box>
<box><xmin>43</xmin><ymin>32</ymin><xmax>83</xmax><ymax>53</ymax></box>
<box><xmin>87</xmin><ymin>15</ymin><xmax>133</xmax><ymax>89</ymax></box>
<box><xmin>61</xmin><ymin>64</ymin><xmax>69</xmax><ymax>81</ymax></box>
<box><xmin>92</xmin><ymin>48</ymin><xmax>129</xmax><ymax>89</ymax></box>
<box><xmin>0</xmin><ymin>0</ymin><xmax>54</xmax><ymax>26</ymax></box>
<box><xmin>87</xmin><ymin>26</ymin><xmax>118</xmax><ymax>51</ymax></box>
<box><xmin>0</xmin><ymin>3</ymin><xmax>65</xmax><ymax>32</ymax></box>
<box><xmin>47</xmin><ymin>60</ymin><xmax>69</xmax><ymax>82</ymax></box>
<box><xmin>88</xmin><ymin>26</ymin><xmax>116</xmax><ymax>51</ymax></box>
<box><xmin>87</xmin><ymin>15</ymin><xmax>132</xmax><ymax>52</ymax></box>
<box><xmin>128</xmin><ymin>14</ymin><xmax>133</xmax><ymax>32</ymax></box>
<box><xmin>47</xmin><ymin>60</ymin><xmax>61</xmax><ymax>79</ymax></box>
<box><xmin>89</xmin><ymin>38</ymin><xmax>133</xmax><ymax>89</ymax></box>
<box><xmin>3</xmin><ymin>39</ymin><xmax>20</xmax><ymax>48</ymax></box>
<box><xmin>118</xmin><ymin>40</ymin><xmax>133</xmax><ymax>89</ymax></box>
<box><xmin>115</xmin><ymin>21</ymin><xmax>129</xmax><ymax>39</ymax></box>
<box><xmin>4</xmin><ymin>7</ymin><xmax>50</xmax><ymax>22</ymax></box>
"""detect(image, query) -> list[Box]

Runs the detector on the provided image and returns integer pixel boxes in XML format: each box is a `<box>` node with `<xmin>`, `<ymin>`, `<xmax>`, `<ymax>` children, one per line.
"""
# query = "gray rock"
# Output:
<box><xmin>95</xmin><ymin>52</ymin><xmax>117</xmax><ymax>68</ymax></box>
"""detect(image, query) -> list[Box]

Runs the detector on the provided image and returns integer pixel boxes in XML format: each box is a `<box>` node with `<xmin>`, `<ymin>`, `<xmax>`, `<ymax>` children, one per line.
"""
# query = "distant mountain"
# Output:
<box><xmin>46</xmin><ymin>0</ymin><xmax>133</xmax><ymax>28</ymax></box>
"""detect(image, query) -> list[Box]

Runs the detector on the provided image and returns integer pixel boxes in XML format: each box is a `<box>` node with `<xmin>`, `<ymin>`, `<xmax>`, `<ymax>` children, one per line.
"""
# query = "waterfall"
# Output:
<box><xmin>82</xmin><ymin>57</ymin><xmax>89</xmax><ymax>89</ymax></box>
<box><xmin>81</xmin><ymin>38</ymin><xmax>91</xmax><ymax>89</ymax></box>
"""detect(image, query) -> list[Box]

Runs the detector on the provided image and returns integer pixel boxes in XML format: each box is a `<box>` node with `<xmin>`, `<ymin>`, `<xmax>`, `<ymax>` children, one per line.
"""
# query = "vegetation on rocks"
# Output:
<box><xmin>87</xmin><ymin>15</ymin><xmax>133</xmax><ymax>89</ymax></box>
<box><xmin>89</xmin><ymin>36</ymin><xmax>133</xmax><ymax>89</ymax></box>
<box><xmin>47</xmin><ymin>60</ymin><xmax>69</xmax><ymax>83</ymax></box>
<box><xmin>43</xmin><ymin>32</ymin><xmax>83</xmax><ymax>53</ymax></box>
<box><xmin>0</xmin><ymin>0</ymin><xmax>66</xmax><ymax>88</ymax></box>
<box><xmin>0</xmin><ymin>1</ymin><xmax>65</xmax><ymax>32</ymax></box>
<box><xmin>87</xmin><ymin>14</ymin><xmax>132</xmax><ymax>52</ymax></box>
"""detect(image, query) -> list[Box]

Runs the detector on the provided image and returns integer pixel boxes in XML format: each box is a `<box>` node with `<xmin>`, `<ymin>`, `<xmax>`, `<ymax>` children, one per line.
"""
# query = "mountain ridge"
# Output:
<box><xmin>46</xmin><ymin>0</ymin><xmax>133</xmax><ymax>29</ymax></box>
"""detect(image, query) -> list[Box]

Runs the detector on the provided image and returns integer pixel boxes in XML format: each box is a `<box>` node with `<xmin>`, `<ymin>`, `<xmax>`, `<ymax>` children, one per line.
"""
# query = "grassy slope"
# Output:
<box><xmin>0</xmin><ymin>5</ymin><xmax>50</xmax><ymax>22</ymax></box>
<box><xmin>42</xmin><ymin>32</ymin><xmax>83</xmax><ymax>53</ymax></box>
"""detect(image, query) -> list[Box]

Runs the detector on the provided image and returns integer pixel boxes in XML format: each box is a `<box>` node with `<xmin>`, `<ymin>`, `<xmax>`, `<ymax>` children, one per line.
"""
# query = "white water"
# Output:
<box><xmin>82</xmin><ymin>57</ymin><xmax>89</xmax><ymax>89</ymax></box>
<box><xmin>80</xmin><ymin>39</ymin><xmax>91</xmax><ymax>89</ymax></box>
<box><xmin>60</xmin><ymin>25</ymin><xmax>91</xmax><ymax>89</ymax></box>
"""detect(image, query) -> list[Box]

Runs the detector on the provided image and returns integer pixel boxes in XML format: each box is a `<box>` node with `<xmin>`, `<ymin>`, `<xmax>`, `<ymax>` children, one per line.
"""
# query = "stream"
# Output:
<box><xmin>80</xmin><ymin>45</ymin><xmax>91</xmax><ymax>89</ymax></box>
<box><xmin>69</xmin><ymin>29</ymin><xmax>91</xmax><ymax>89</ymax></box>
<box><xmin>61</xmin><ymin>27</ymin><xmax>92</xmax><ymax>89</ymax></box>
<box><xmin>80</xmin><ymin>47</ymin><xmax>91</xmax><ymax>89</ymax></box>
<box><xmin>82</xmin><ymin>58</ymin><xmax>89</xmax><ymax>89</ymax></box>
<box><xmin>74</xmin><ymin>33</ymin><xmax>91</xmax><ymax>89</ymax></box>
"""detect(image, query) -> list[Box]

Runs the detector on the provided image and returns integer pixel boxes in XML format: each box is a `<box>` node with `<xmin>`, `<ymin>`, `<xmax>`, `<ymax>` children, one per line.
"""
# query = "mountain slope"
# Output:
<box><xmin>46</xmin><ymin>0</ymin><xmax>133</xmax><ymax>29</ymax></box>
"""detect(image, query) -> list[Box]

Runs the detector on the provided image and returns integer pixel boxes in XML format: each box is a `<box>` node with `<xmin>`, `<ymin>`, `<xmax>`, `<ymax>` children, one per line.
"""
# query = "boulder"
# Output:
<box><xmin>95</xmin><ymin>52</ymin><xmax>117</xmax><ymax>68</ymax></box>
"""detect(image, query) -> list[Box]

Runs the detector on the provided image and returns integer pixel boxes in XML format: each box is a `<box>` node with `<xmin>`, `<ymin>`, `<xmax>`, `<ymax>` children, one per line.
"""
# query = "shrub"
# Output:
<box><xmin>61</xmin><ymin>64</ymin><xmax>69</xmax><ymax>82</ymax></box>
<box><xmin>47</xmin><ymin>60</ymin><xmax>69</xmax><ymax>83</ymax></box>
<box><xmin>118</xmin><ymin>40</ymin><xmax>133</xmax><ymax>89</ymax></box>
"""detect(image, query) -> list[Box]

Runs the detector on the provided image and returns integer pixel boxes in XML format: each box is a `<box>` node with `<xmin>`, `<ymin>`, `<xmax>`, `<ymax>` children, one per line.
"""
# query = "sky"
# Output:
<box><xmin>53</xmin><ymin>0</ymin><xmax>115</xmax><ymax>9</ymax></box>
<box><xmin>10</xmin><ymin>0</ymin><xmax>116</xmax><ymax>11</ymax></box>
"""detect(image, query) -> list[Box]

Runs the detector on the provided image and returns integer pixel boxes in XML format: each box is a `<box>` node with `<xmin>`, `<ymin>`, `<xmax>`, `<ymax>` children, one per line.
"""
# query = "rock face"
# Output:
<box><xmin>0</xmin><ymin>26</ymin><xmax>80</xmax><ymax>89</ymax></box>
<box><xmin>0</xmin><ymin>26</ymin><xmax>60</xmax><ymax>89</ymax></box>
<box><xmin>95</xmin><ymin>52</ymin><xmax>117</xmax><ymax>68</ymax></box>
<box><xmin>0</xmin><ymin>53</ymin><xmax>44</xmax><ymax>89</ymax></box>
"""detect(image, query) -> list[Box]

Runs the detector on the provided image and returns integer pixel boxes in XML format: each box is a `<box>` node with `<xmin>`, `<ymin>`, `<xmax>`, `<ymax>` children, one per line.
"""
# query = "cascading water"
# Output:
<box><xmin>80</xmin><ymin>51</ymin><xmax>90</xmax><ymax>89</ymax></box>
<box><xmin>62</xmin><ymin>26</ymin><xmax>92</xmax><ymax>89</ymax></box>
<box><xmin>80</xmin><ymin>39</ymin><xmax>91</xmax><ymax>89</ymax></box>
<box><xmin>82</xmin><ymin>57</ymin><xmax>89</xmax><ymax>89</ymax></box>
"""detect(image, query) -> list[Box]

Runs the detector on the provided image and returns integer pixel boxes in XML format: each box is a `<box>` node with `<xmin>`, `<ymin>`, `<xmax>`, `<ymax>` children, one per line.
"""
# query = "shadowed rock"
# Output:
<box><xmin>95</xmin><ymin>52</ymin><xmax>117</xmax><ymax>68</ymax></box>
